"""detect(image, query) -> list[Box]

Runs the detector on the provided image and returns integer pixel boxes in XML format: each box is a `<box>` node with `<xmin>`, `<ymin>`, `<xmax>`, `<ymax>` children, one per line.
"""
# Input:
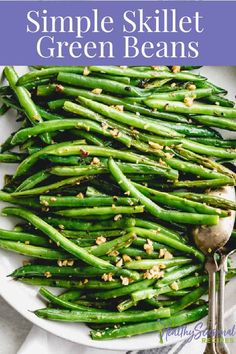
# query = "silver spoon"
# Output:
<box><xmin>193</xmin><ymin>186</ymin><xmax>236</xmax><ymax>354</ymax></box>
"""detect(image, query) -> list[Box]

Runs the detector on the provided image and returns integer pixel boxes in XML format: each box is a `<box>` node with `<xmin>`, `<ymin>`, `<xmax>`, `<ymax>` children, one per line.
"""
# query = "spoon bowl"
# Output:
<box><xmin>193</xmin><ymin>186</ymin><xmax>236</xmax><ymax>255</ymax></box>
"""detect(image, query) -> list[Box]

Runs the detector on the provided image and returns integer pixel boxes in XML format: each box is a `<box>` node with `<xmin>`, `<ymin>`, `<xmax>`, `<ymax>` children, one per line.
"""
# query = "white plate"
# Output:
<box><xmin>0</xmin><ymin>66</ymin><xmax>235</xmax><ymax>351</ymax></box>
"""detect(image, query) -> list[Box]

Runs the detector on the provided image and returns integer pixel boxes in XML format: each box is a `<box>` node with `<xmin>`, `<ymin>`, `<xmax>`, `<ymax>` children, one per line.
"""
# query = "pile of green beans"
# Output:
<box><xmin>0</xmin><ymin>65</ymin><xmax>236</xmax><ymax>341</ymax></box>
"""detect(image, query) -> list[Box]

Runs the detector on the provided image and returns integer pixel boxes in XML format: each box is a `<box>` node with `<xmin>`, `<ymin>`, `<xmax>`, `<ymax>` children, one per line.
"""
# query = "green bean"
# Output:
<box><xmin>172</xmin><ymin>192</ymin><xmax>236</xmax><ymax>210</ymax></box>
<box><xmin>50</xmin><ymin>162</ymin><xmax>178</xmax><ymax>181</ymax></box>
<box><xmin>10</xmin><ymin>263</ymin><xmax>133</xmax><ymax>279</ymax></box>
<box><xmin>12</xmin><ymin>176</ymin><xmax>91</xmax><ymax>196</ymax></box>
<box><xmin>128</xmin><ymin>227</ymin><xmax>204</xmax><ymax>262</ymax></box>
<box><xmin>0</xmin><ymin>229</ymin><xmax>49</xmax><ymax>247</ymax></box>
<box><xmin>148</xmin><ymin>88</ymin><xmax>212</xmax><ymax>101</ymax></box>
<box><xmin>197</xmin><ymin>80</ymin><xmax>227</xmax><ymax>95</ymax></box>
<box><xmin>58</xmin><ymin>72</ymin><xmax>142</xmax><ymax>97</ymax></box>
<box><xmin>0</xmin><ymin>85</ymin><xmax>12</xmax><ymax>95</ymax></box>
<box><xmin>165</xmin><ymin>157</ymin><xmax>231</xmax><ymax>179</ymax></box>
<box><xmin>145</xmin><ymin>99</ymin><xmax>236</xmax><ymax>118</ymax></box>
<box><xmin>119</xmin><ymin>247</ymin><xmax>160</xmax><ymax>259</ymax></box>
<box><xmin>89</xmin><ymin>279</ymin><xmax>156</xmax><ymax>300</ymax></box>
<box><xmin>4</xmin><ymin>67</ymin><xmax>42</xmax><ymax>123</ymax></box>
<box><xmin>11</xmin><ymin>119</ymin><xmax>132</xmax><ymax>148</ymax></box>
<box><xmin>191</xmin><ymin>115</ymin><xmax>236</xmax><ymax>131</ymax></box>
<box><xmin>134</xmin><ymin>218</ymin><xmax>182</xmax><ymax>241</ymax></box>
<box><xmin>132</xmin><ymin>274</ymin><xmax>208</xmax><ymax>302</ymax></box>
<box><xmin>181</xmin><ymin>66</ymin><xmax>202</xmax><ymax>70</ymax></box>
<box><xmin>77</xmin><ymin>97</ymin><xmax>182</xmax><ymax>138</ymax></box>
<box><xmin>181</xmin><ymin>139</ymin><xmax>236</xmax><ymax>159</ymax></box>
<box><xmin>201</xmin><ymin>94</ymin><xmax>235</xmax><ymax>107</ymax></box>
<box><xmin>2</xmin><ymin>207</ymin><xmax>117</xmax><ymax>270</ymax></box>
<box><xmin>0</xmin><ymin>190</ymin><xmax>39</xmax><ymax>208</ymax></box>
<box><xmin>117</xmin><ymin>298</ymin><xmax>137</xmax><ymax>312</ymax></box>
<box><xmin>0</xmin><ymin>96</ymin><xmax>24</xmax><ymax>112</ymax></box>
<box><xmin>73</xmin><ymin>299</ymin><xmax>109</xmax><ymax>310</ymax></box>
<box><xmin>19</xmin><ymin>277</ymin><xmax>123</xmax><ymax>289</ymax></box>
<box><xmin>175</xmin><ymin>147</ymin><xmax>236</xmax><ymax>180</ymax></box>
<box><xmin>108</xmin><ymin>158</ymin><xmax>219</xmax><ymax>227</ymax></box>
<box><xmin>88</xmin><ymin>66</ymin><xmax>205</xmax><ymax>81</ymax></box>
<box><xmin>155</xmin><ymin>264</ymin><xmax>202</xmax><ymax>288</ymax></box>
<box><xmin>37</xmin><ymin>106</ymin><xmax>71</xmax><ymax>121</ymax></box>
<box><xmin>125</xmin><ymin>257</ymin><xmax>193</xmax><ymax>270</ymax></box>
<box><xmin>62</xmin><ymin>230</ymin><xmax>126</xmax><ymax>239</ymax></box>
<box><xmin>90</xmin><ymin>304</ymin><xmax>208</xmax><ymax>339</ymax></box>
<box><xmin>94</xmin><ymin>73</ymin><xmax>131</xmax><ymax>84</ymax></box>
<box><xmin>14</xmin><ymin>139</ymin><xmax>85</xmax><ymax>177</ymax></box>
<box><xmin>73</xmin><ymin>239</ymin><xmax>97</xmax><ymax>247</ymax></box>
<box><xmin>150</xmin><ymin>120</ymin><xmax>219</xmax><ymax>138</ymax></box>
<box><xmin>0</xmin><ymin>239</ymin><xmax>68</xmax><ymax>259</ymax></box>
<box><xmin>48</xmin><ymin>98</ymin><xmax>68</xmax><ymax>110</ymax></box>
<box><xmin>192</xmin><ymin>138</ymin><xmax>236</xmax><ymax>149</ymax></box>
<box><xmin>173</xmin><ymin>178</ymin><xmax>235</xmax><ymax>189</ymax></box>
<box><xmin>44</xmin><ymin>216</ymin><xmax>135</xmax><ymax>231</ymax></box>
<box><xmin>71</xmin><ymin>130</ymin><xmax>104</xmax><ymax>146</ymax></box>
<box><xmin>145</xmin><ymin>298</ymin><xmax>176</xmax><ymax>308</ymax></box>
<box><xmin>0</xmin><ymin>153</ymin><xmax>24</xmax><ymax>163</ymax></box>
<box><xmin>1</xmin><ymin>132</ymin><xmax>17</xmax><ymax>153</ymax></box>
<box><xmin>133</xmin><ymin>182</ymin><xmax>227</xmax><ymax>216</ymax></box>
<box><xmin>39</xmin><ymin>287</ymin><xmax>105</xmax><ymax>312</ymax></box>
<box><xmin>58</xmin><ymin>289</ymin><xmax>82</xmax><ymax>302</ymax></box>
<box><xmin>15</xmin><ymin>170</ymin><xmax>50</xmax><ymax>192</ymax></box>
<box><xmin>55</xmin><ymin>206</ymin><xmax>144</xmax><ymax>217</ymax></box>
<box><xmin>17</xmin><ymin>67</ymin><xmax>85</xmax><ymax>86</ymax></box>
<box><xmin>4</xmin><ymin>66</ymin><xmax>51</xmax><ymax>144</ymax></box>
<box><xmin>89</xmin><ymin>66</ymin><xmax>170</xmax><ymax>77</ymax></box>
<box><xmin>40</xmin><ymin>195</ymin><xmax>137</xmax><ymax>208</ymax></box>
<box><xmin>44</xmin><ymin>155</ymin><xmax>85</xmax><ymax>166</ymax></box>
<box><xmin>87</xmin><ymin>232</ymin><xmax>136</xmax><ymax>256</ymax></box>
<box><xmin>0</xmin><ymin>103</ymin><xmax>9</xmax><ymax>116</ymax></box>
<box><xmin>133</xmin><ymin>238</ymin><xmax>178</xmax><ymax>254</ymax></box>
<box><xmin>35</xmin><ymin>305</ymin><xmax>170</xmax><ymax>323</ymax></box>
<box><xmin>166</xmin><ymin>290</ymin><xmax>191</xmax><ymax>297</ymax></box>
<box><xmin>170</xmin><ymin>286</ymin><xmax>207</xmax><ymax>314</ymax></box>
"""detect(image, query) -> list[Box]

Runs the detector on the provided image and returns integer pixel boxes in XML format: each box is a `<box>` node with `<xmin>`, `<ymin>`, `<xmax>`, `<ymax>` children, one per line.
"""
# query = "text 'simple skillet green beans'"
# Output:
<box><xmin>0</xmin><ymin>65</ymin><xmax>235</xmax><ymax>340</ymax></box>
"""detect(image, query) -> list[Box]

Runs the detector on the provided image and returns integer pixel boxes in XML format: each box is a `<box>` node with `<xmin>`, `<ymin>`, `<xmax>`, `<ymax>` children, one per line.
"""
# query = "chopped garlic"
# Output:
<box><xmin>114</xmin><ymin>214</ymin><xmax>122</xmax><ymax>221</ymax></box>
<box><xmin>44</xmin><ymin>271</ymin><xmax>52</xmax><ymax>278</ymax></box>
<box><xmin>184</xmin><ymin>97</ymin><xmax>194</xmax><ymax>107</ymax></box>
<box><xmin>102</xmin><ymin>273</ymin><xmax>114</xmax><ymax>282</ymax></box>
<box><xmin>116</xmin><ymin>258</ymin><xmax>123</xmax><ymax>268</ymax></box>
<box><xmin>172</xmin><ymin>66</ymin><xmax>181</xmax><ymax>73</ymax></box>
<box><xmin>187</xmin><ymin>84</ymin><xmax>196</xmax><ymax>91</ymax></box>
<box><xmin>120</xmin><ymin>276</ymin><xmax>130</xmax><ymax>285</ymax></box>
<box><xmin>96</xmin><ymin>236</ymin><xmax>106</xmax><ymax>245</ymax></box>
<box><xmin>170</xmin><ymin>281</ymin><xmax>179</xmax><ymax>290</ymax></box>
<box><xmin>83</xmin><ymin>67</ymin><xmax>90</xmax><ymax>76</ymax></box>
<box><xmin>111</xmin><ymin>105</ymin><xmax>124</xmax><ymax>112</ymax></box>
<box><xmin>122</xmin><ymin>254</ymin><xmax>132</xmax><ymax>263</ymax></box>
<box><xmin>144</xmin><ymin>265</ymin><xmax>164</xmax><ymax>280</ymax></box>
<box><xmin>92</xmin><ymin>88</ymin><xmax>102</xmax><ymax>95</ymax></box>
<box><xmin>144</xmin><ymin>239</ymin><xmax>154</xmax><ymax>254</ymax></box>
<box><xmin>148</xmin><ymin>141</ymin><xmax>163</xmax><ymax>150</ymax></box>
<box><xmin>76</xmin><ymin>192</ymin><xmax>84</xmax><ymax>199</ymax></box>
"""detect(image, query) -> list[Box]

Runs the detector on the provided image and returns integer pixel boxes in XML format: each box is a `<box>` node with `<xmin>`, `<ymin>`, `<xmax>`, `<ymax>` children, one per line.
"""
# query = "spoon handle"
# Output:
<box><xmin>204</xmin><ymin>256</ymin><xmax>218</xmax><ymax>354</ymax></box>
<box><xmin>216</xmin><ymin>256</ymin><xmax>230</xmax><ymax>354</ymax></box>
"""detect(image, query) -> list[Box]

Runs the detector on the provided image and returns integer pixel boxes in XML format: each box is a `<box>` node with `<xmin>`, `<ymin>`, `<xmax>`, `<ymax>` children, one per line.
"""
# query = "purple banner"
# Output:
<box><xmin>0</xmin><ymin>1</ymin><xmax>235</xmax><ymax>65</ymax></box>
